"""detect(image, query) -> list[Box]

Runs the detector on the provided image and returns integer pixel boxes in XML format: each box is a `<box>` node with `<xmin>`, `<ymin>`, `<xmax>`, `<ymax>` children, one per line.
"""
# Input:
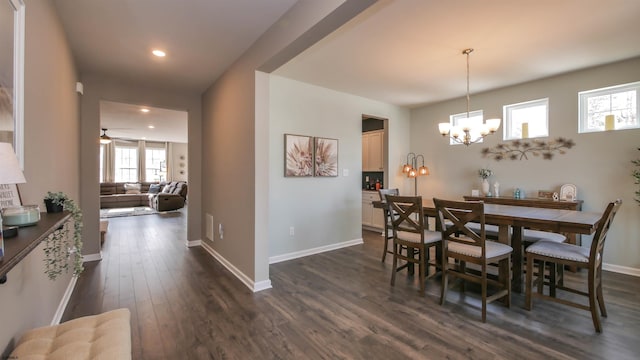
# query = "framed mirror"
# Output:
<box><xmin>0</xmin><ymin>0</ymin><xmax>25</xmax><ymax>168</ymax></box>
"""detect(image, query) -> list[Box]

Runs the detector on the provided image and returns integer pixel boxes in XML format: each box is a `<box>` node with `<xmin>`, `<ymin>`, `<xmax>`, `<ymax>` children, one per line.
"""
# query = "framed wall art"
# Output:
<box><xmin>314</xmin><ymin>137</ymin><xmax>338</xmax><ymax>177</ymax></box>
<box><xmin>284</xmin><ymin>134</ymin><xmax>313</xmax><ymax>177</ymax></box>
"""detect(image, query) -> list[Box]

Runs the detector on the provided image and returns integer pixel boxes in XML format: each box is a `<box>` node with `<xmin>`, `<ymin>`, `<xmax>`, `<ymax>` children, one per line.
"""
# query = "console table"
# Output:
<box><xmin>0</xmin><ymin>211</ymin><xmax>71</xmax><ymax>283</ymax></box>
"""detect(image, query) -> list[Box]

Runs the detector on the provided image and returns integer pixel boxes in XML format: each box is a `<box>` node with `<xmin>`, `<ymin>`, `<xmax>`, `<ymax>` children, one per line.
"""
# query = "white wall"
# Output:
<box><xmin>268</xmin><ymin>75</ymin><xmax>410</xmax><ymax>258</ymax></box>
<box><xmin>169</xmin><ymin>142</ymin><xmax>188</xmax><ymax>182</ymax></box>
<box><xmin>410</xmin><ymin>57</ymin><xmax>640</xmax><ymax>272</ymax></box>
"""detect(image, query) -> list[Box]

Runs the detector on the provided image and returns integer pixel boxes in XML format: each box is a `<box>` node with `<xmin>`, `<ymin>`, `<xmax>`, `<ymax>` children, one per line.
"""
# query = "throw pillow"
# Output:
<box><xmin>124</xmin><ymin>183</ymin><xmax>141</xmax><ymax>194</ymax></box>
<box><xmin>162</xmin><ymin>184</ymin><xmax>172</xmax><ymax>193</ymax></box>
<box><xmin>148</xmin><ymin>184</ymin><xmax>161</xmax><ymax>194</ymax></box>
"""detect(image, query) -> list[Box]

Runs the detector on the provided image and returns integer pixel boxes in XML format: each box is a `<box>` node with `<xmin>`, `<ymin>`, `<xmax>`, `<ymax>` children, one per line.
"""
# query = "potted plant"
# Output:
<box><xmin>478</xmin><ymin>168</ymin><xmax>493</xmax><ymax>196</ymax></box>
<box><xmin>42</xmin><ymin>191</ymin><xmax>84</xmax><ymax>279</ymax></box>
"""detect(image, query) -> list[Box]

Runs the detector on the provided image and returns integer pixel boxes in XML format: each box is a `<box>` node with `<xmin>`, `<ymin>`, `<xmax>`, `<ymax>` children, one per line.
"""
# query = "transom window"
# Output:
<box><xmin>579</xmin><ymin>81</ymin><xmax>640</xmax><ymax>133</ymax></box>
<box><xmin>503</xmin><ymin>98</ymin><xmax>549</xmax><ymax>140</ymax></box>
<box><xmin>449</xmin><ymin>110</ymin><xmax>483</xmax><ymax>145</ymax></box>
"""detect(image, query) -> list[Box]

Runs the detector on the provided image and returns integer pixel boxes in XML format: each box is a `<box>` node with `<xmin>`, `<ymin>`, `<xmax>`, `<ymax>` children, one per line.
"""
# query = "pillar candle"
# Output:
<box><xmin>605</xmin><ymin>115</ymin><xmax>615</xmax><ymax>131</ymax></box>
<box><xmin>521</xmin><ymin>122</ymin><xmax>529</xmax><ymax>138</ymax></box>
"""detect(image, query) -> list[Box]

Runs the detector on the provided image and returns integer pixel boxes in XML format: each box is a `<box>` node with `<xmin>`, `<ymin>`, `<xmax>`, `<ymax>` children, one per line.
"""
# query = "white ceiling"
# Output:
<box><xmin>53</xmin><ymin>0</ymin><xmax>640</xmax><ymax>141</ymax></box>
<box><xmin>99</xmin><ymin>101</ymin><xmax>188</xmax><ymax>143</ymax></box>
<box><xmin>275</xmin><ymin>0</ymin><xmax>640</xmax><ymax>108</ymax></box>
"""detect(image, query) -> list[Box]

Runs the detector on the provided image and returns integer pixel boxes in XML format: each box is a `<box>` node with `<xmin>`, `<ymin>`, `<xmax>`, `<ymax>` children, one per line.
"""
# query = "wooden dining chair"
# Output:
<box><xmin>378</xmin><ymin>188</ymin><xmax>399</xmax><ymax>262</ymax></box>
<box><xmin>433</xmin><ymin>198</ymin><xmax>513</xmax><ymax>322</ymax></box>
<box><xmin>525</xmin><ymin>199</ymin><xmax>622</xmax><ymax>332</ymax></box>
<box><xmin>386</xmin><ymin>195</ymin><xmax>441</xmax><ymax>295</ymax></box>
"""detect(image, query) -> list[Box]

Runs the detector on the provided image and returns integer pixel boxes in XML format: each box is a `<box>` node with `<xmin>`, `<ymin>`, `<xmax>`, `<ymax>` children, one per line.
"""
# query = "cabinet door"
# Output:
<box><xmin>362</xmin><ymin>134</ymin><xmax>370</xmax><ymax>171</ymax></box>
<box><xmin>367</xmin><ymin>131</ymin><xmax>384</xmax><ymax>171</ymax></box>
<box><xmin>362</xmin><ymin>199</ymin><xmax>373</xmax><ymax>226</ymax></box>
<box><xmin>372</xmin><ymin>206</ymin><xmax>385</xmax><ymax>229</ymax></box>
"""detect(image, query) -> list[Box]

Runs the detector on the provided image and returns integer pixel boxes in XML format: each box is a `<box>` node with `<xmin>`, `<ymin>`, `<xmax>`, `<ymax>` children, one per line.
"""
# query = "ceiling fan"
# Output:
<box><xmin>99</xmin><ymin>128</ymin><xmax>112</xmax><ymax>144</ymax></box>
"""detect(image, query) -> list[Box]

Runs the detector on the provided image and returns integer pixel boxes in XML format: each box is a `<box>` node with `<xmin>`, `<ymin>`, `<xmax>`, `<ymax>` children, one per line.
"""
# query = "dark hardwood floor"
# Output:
<box><xmin>63</xmin><ymin>212</ymin><xmax>640</xmax><ymax>359</ymax></box>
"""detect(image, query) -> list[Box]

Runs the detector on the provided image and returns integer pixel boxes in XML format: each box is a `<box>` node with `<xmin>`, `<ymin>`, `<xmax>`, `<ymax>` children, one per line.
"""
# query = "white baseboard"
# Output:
<box><xmin>186</xmin><ymin>239</ymin><xmax>202</xmax><ymax>247</ymax></box>
<box><xmin>82</xmin><ymin>252</ymin><xmax>102</xmax><ymax>262</ymax></box>
<box><xmin>51</xmin><ymin>275</ymin><xmax>78</xmax><ymax>325</ymax></box>
<box><xmin>198</xmin><ymin>241</ymin><xmax>271</xmax><ymax>292</ymax></box>
<box><xmin>603</xmin><ymin>263</ymin><xmax>640</xmax><ymax>277</ymax></box>
<box><xmin>269</xmin><ymin>238</ymin><xmax>364</xmax><ymax>264</ymax></box>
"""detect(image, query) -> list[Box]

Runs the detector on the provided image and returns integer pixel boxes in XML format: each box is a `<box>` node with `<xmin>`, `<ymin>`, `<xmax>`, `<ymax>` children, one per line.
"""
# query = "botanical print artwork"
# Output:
<box><xmin>314</xmin><ymin>137</ymin><xmax>338</xmax><ymax>177</ymax></box>
<box><xmin>285</xmin><ymin>134</ymin><xmax>313</xmax><ymax>177</ymax></box>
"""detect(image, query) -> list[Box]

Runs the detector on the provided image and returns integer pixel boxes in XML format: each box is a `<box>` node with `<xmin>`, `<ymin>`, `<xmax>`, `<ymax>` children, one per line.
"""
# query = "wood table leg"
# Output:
<box><xmin>511</xmin><ymin>226</ymin><xmax>523</xmax><ymax>293</ymax></box>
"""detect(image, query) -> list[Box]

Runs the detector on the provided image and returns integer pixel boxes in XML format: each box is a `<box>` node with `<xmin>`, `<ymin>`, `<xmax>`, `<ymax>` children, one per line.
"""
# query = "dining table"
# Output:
<box><xmin>373</xmin><ymin>198</ymin><xmax>604</xmax><ymax>292</ymax></box>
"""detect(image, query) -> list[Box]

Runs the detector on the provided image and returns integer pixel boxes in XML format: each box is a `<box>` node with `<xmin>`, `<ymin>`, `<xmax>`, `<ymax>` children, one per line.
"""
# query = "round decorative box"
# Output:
<box><xmin>2</xmin><ymin>205</ymin><xmax>41</xmax><ymax>227</ymax></box>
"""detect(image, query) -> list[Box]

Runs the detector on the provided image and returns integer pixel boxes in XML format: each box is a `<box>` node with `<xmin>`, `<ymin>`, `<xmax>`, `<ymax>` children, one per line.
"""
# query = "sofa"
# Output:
<box><xmin>149</xmin><ymin>181</ymin><xmax>188</xmax><ymax>211</ymax></box>
<box><xmin>100</xmin><ymin>181</ymin><xmax>187</xmax><ymax>211</ymax></box>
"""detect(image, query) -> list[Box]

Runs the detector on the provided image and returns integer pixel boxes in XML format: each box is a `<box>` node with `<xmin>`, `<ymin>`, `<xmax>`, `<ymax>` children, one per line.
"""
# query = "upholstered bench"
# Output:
<box><xmin>10</xmin><ymin>308</ymin><xmax>131</xmax><ymax>359</ymax></box>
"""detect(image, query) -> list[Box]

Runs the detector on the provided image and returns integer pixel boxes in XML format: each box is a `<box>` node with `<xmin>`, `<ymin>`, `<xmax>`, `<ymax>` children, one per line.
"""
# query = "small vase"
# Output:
<box><xmin>481</xmin><ymin>178</ymin><xmax>490</xmax><ymax>196</ymax></box>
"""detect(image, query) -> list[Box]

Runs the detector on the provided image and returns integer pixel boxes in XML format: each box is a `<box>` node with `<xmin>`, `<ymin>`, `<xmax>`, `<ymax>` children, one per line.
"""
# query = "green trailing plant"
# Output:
<box><xmin>633</xmin><ymin>148</ymin><xmax>640</xmax><ymax>205</ymax></box>
<box><xmin>43</xmin><ymin>191</ymin><xmax>84</xmax><ymax>280</ymax></box>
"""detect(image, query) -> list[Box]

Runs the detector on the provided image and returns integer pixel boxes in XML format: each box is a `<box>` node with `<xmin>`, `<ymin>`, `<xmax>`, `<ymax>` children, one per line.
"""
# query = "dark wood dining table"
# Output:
<box><xmin>373</xmin><ymin>198</ymin><xmax>604</xmax><ymax>292</ymax></box>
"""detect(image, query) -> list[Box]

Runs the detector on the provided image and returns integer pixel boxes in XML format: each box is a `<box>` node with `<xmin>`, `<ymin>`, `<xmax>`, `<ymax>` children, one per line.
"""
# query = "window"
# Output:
<box><xmin>449</xmin><ymin>110</ymin><xmax>483</xmax><ymax>145</ymax></box>
<box><xmin>503</xmin><ymin>98</ymin><xmax>549</xmax><ymax>140</ymax></box>
<box><xmin>579</xmin><ymin>81</ymin><xmax>639</xmax><ymax>133</ymax></box>
<box><xmin>114</xmin><ymin>145</ymin><xmax>138</xmax><ymax>182</ymax></box>
<box><xmin>99</xmin><ymin>144</ymin><xmax>104</xmax><ymax>182</ymax></box>
<box><xmin>145</xmin><ymin>146</ymin><xmax>166</xmax><ymax>182</ymax></box>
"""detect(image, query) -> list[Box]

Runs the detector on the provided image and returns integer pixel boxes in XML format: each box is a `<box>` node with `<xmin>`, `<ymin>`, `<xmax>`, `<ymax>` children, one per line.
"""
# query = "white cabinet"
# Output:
<box><xmin>362</xmin><ymin>191</ymin><xmax>384</xmax><ymax>230</ymax></box>
<box><xmin>362</xmin><ymin>130</ymin><xmax>384</xmax><ymax>172</ymax></box>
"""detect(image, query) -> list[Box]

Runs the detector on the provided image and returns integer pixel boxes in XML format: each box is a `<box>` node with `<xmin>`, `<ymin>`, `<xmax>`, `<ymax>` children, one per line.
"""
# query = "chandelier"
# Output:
<box><xmin>438</xmin><ymin>48</ymin><xmax>500</xmax><ymax>146</ymax></box>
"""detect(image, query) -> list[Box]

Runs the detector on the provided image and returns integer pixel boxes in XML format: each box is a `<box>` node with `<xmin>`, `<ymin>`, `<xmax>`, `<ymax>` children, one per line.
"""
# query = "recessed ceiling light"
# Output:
<box><xmin>152</xmin><ymin>49</ymin><xmax>166</xmax><ymax>57</ymax></box>
<box><xmin>140</xmin><ymin>108</ymin><xmax>150</xmax><ymax>113</ymax></box>
<box><xmin>148</xmin><ymin>125</ymin><xmax>155</xmax><ymax>129</ymax></box>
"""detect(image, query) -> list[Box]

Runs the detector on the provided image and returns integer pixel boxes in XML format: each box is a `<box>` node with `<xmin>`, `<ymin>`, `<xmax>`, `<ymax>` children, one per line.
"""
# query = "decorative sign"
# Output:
<box><xmin>0</xmin><ymin>184</ymin><xmax>21</xmax><ymax>208</ymax></box>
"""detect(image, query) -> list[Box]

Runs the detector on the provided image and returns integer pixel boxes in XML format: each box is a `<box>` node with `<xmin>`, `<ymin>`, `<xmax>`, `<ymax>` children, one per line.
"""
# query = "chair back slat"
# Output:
<box><xmin>378</xmin><ymin>188</ymin><xmax>399</xmax><ymax>201</ymax></box>
<box><xmin>590</xmin><ymin>199</ymin><xmax>622</xmax><ymax>267</ymax></box>
<box><xmin>386</xmin><ymin>195</ymin><xmax>424</xmax><ymax>236</ymax></box>
<box><xmin>434</xmin><ymin>198</ymin><xmax>486</xmax><ymax>250</ymax></box>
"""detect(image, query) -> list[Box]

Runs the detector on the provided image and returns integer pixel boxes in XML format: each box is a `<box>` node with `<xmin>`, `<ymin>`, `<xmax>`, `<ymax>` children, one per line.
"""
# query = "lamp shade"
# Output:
<box><xmin>0</xmin><ymin>143</ymin><xmax>26</xmax><ymax>184</ymax></box>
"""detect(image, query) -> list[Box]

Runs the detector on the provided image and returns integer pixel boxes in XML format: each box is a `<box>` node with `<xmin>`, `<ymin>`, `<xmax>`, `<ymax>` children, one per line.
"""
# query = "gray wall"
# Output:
<box><xmin>411</xmin><ymin>57</ymin><xmax>640</xmax><ymax>271</ymax></box>
<box><xmin>268</xmin><ymin>75</ymin><xmax>410</xmax><ymax>258</ymax></box>
<box><xmin>201</xmin><ymin>0</ymin><xmax>375</xmax><ymax>287</ymax></box>
<box><xmin>0</xmin><ymin>0</ymin><xmax>79</xmax><ymax>354</ymax></box>
<box><xmin>79</xmin><ymin>73</ymin><xmax>202</xmax><ymax>256</ymax></box>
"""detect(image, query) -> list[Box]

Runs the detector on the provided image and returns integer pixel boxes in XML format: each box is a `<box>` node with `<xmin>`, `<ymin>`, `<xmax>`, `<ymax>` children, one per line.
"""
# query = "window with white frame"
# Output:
<box><xmin>503</xmin><ymin>98</ymin><xmax>549</xmax><ymax>140</ymax></box>
<box><xmin>114</xmin><ymin>145</ymin><xmax>138</xmax><ymax>182</ymax></box>
<box><xmin>99</xmin><ymin>144</ymin><xmax>104</xmax><ymax>182</ymax></box>
<box><xmin>448</xmin><ymin>110</ymin><xmax>484</xmax><ymax>145</ymax></box>
<box><xmin>579</xmin><ymin>81</ymin><xmax>639</xmax><ymax>133</ymax></box>
<box><xmin>145</xmin><ymin>143</ymin><xmax>166</xmax><ymax>182</ymax></box>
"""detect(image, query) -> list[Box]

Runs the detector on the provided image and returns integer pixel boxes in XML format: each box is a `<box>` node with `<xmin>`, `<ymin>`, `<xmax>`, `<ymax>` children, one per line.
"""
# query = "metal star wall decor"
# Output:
<box><xmin>481</xmin><ymin>137</ymin><xmax>575</xmax><ymax>161</ymax></box>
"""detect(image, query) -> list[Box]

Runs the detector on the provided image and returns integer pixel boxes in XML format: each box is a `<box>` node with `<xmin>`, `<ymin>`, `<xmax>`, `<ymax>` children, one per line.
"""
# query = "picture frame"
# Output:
<box><xmin>284</xmin><ymin>134</ymin><xmax>313</xmax><ymax>177</ymax></box>
<box><xmin>314</xmin><ymin>137</ymin><xmax>338</xmax><ymax>177</ymax></box>
<box><xmin>0</xmin><ymin>184</ymin><xmax>21</xmax><ymax>208</ymax></box>
<box><xmin>537</xmin><ymin>190</ymin><xmax>554</xmax><ymax>199</ymax></box>
<box><xmin>559</xmin><ymin>183</ymin><xmax>577</xmax><ymax>201</ymax></box>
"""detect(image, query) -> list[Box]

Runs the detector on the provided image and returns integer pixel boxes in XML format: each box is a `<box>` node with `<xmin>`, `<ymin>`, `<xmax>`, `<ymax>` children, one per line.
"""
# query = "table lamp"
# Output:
<box><xmin>0</xmin><ymin>143</ymin><xmax>27</xmax><ymax>261</ymax></box>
